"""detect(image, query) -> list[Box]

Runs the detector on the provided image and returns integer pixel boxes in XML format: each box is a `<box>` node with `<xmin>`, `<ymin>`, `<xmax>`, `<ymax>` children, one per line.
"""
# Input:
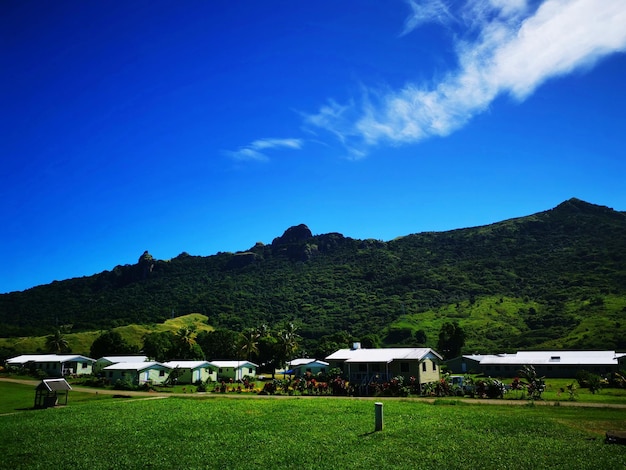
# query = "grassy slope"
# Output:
<box><xmin>0</xmin><ymin>313</ymin><xmax>213</xmax><ymax>356</ymax></box>
<box><xmin>0</xmin><ymin>391</ymin><xmax>625</xmax><ymax>469</ymax></box>
<box><xmin>389</xmin><ymin>295</ymin><xmax>626</xmax><ymax>351</ymax></box>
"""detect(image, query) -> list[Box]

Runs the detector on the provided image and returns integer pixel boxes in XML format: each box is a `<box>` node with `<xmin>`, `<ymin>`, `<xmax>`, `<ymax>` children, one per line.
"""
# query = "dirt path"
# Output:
<box><xmin>2</xmin><ymin>377</ymin><xmax>626</xmax><ymax>408</ymax></box>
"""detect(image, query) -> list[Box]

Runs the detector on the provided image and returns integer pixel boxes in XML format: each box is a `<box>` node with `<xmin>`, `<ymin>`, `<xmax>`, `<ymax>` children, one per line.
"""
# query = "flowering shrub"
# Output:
<box><xmin>519</xmin><ymin>365</ymin><xmax>545</xmax><ymax>400</ymax></box>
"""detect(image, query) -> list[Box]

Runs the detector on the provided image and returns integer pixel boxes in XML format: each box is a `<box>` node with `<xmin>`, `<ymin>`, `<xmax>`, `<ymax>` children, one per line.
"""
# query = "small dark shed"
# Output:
<box><xmin>35</xmin><ymin>378</ymin><xmax>72</xmax><ymax>408</ymax></box>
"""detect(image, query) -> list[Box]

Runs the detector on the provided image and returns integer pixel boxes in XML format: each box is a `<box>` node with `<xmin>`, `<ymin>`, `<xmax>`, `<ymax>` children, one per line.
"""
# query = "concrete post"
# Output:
<box><xmin>375</xmin><ymin>402</ymin><xmax>383</xmax><ymax>431</ymax></box>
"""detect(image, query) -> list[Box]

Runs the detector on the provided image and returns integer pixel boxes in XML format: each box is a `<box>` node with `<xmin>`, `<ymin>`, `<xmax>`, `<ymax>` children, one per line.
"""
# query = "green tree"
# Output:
<box><xmin>360</xmin><ymin>333</ymin><xmax>381</xmax><ymax>349</ymax></box>
<box><xmin>414</xmin><ymin>329</ymin><xmax>427</xmax><ymax>346</ymax></box>
<box><xmin>196</xmin><ymin>328</ymin><xmax>237</xmax><ymax>360</ymax></box>
<box><xmin>171</xmin><ymin>326</ymin><xmax>204</xmax><ymax>360</ymax></box>
<box><xmin>90</xmin><ymin>330</ymin><xmax>138</xmax><ymax>358</ymax></box>
<box><xmin>437</xmin><ymin>321</ymin><xmax>465</xmax><ymax>359</ymax></box>
<box><xmin>46</xmin><ymin>328</ymin><xmax>70</xmax><ymax>353</ymax></box>
<box><xmin>275</xmin><ymin>322</ymin><xmax>300</xmax><ymax>370</ymax></box>
<box><xmin>142</xmin><ymin>331</ymin><xmax>176</xmax><ymax>362</ymax></box>
<box><xmin>238</xmin><ymin>328</ymin><xmax>260</xmax><ymax>361</ymax></box>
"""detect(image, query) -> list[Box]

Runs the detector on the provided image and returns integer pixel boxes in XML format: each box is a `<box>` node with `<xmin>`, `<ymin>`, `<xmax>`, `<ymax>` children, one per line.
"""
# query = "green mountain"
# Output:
<box><xmin>2</xmin><ymin>198</ymin><xmax>625</xmax><ymax>354</ymax></box>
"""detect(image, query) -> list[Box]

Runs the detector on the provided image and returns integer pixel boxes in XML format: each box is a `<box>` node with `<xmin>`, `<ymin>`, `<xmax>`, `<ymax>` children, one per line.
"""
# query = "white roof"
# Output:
<box><xmin>289</xmin><ymin>358</ymin><xmax>329</xmax><ymax>367</ymax></box>
<box><xmin>7</xmin><ymin>354</ymin><xmax>95</xmax><ymax>364</ymax></box>
<box><xmin>478</xmin><ymin>351</ymin><xmax>621</xmax><ymax>366</ymax></box>
<box><xmin>326</xmin><ymin>348</ymin><xmax>442</xmax><ymax>363</ymax></box>
<box><xmin>210</xmin><ymin>360</ymin><xmax>258</xmax><ymax>368</ymax></box>
<box><xmin>98</xmin><ymin>356</ymin><xmax>148</xmax><ymax>364</ymax></box>
<box><xmin>163</xmin><ymin>361</ymin><xmax>213</xmax><ymax>369</ymax></box>
<box><xmin>103</xmin><ymin>361</ymin><xmax>169</xmax><ymax>371</ymax></box>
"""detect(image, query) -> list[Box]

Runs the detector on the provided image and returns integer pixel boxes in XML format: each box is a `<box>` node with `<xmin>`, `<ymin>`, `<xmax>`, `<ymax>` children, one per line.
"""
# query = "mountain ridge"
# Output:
<box><xmin>1</xmin><ymin>198</ymin><xmax>625</xmax><ymax>354</ymax></box>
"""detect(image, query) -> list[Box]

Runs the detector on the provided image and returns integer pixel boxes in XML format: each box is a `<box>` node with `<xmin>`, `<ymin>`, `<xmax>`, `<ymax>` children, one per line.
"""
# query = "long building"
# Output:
<box><xmin>446</xmin><ymin>350</ymin><xmax>626</xmax><ymax>378</ymax></box>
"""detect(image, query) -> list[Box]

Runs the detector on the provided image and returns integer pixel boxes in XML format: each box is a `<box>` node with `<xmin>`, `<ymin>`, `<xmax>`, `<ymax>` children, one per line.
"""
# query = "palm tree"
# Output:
<box><xmin>46</xmin><ymin>329</ymin><xmax>70</xmax><ymax>353</ymax></box>
<box><xmin>176</xmin><ymin>326</ymin><xmax>198</xmax><ymax>359</ymax></box>
<box><xmin>238</xmin><ymin>328</ymin><xmax>260</xmax><ymax>361</ymax></box>
<box><xmin>277</xmin><ymin>322</ymin><xmax>300</xmax><ymax>368</ymax></box>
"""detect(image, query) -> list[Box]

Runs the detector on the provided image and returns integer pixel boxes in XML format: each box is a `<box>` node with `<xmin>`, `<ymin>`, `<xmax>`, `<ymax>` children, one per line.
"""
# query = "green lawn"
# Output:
<box><xmin>1</xmin><ymin>384</ymin><xmax>625</xmax><ymax>469</ymax></box>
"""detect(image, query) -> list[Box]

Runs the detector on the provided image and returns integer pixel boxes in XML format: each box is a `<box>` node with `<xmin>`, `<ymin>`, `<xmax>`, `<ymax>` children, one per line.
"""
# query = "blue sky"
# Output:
<box><xmin>2</xmin><ymin>0</ymin><xmax>626</xmax><ymax>294</ymax></box>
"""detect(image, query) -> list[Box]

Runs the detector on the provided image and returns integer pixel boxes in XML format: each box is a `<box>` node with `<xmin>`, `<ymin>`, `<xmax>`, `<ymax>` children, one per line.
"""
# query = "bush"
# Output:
<box><xmin>576</xmin><ymin>370</ymin><xmax>603</xmax><ymax>393</ymax></box>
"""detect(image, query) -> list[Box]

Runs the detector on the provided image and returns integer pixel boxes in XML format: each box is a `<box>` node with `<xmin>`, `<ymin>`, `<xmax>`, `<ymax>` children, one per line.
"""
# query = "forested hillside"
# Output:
<box><xmin>1</xmin><ymin>198</ymin><xmax>625</xmax><ymax>354</ymax></box>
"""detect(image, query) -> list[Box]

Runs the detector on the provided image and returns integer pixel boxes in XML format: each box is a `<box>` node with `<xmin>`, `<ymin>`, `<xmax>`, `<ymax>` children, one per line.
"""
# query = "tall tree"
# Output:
<box><xmin>275</xmin><ymin>322</ymin><xmax>300</xmax><ymax>369</ymax></box>
<box><xmin>90</xmin><ymin>330</ymin><xmax>138</xmax><ymax>358</ymax></box>
<box><xmin>174</xmin><ymin>326</ymin><xmax>203</xmax><ymax>360</ymax></box>
<box><xmin>46</xmin><ymin>328</ymin><xmax>70</xmax><ymax>353</ymax></box>
<box><xmin>142</xmin><ymin>331</ymin><xmax>176</xmax><ymax>362</ymax></box>
<box><xmin>196</xmin><ymin>328</ymin><xmax>238</xmax><ymax>360</ymax></box>
<box><xmin>238</xmin><ymin>328</ymin><xmax>260</xmax><ymax>361</ymax></box>
<box><xmin>437</xmin><ymin>321</ymin><xmax>465</xmax><ymax>359</ymax></box>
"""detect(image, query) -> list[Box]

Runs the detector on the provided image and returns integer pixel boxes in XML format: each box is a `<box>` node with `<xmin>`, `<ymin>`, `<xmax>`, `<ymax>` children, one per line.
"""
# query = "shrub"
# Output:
<box><xmin>519</xmin><ymin>365</ymin><xmax>545</xmax><ymax>400</ymax></box>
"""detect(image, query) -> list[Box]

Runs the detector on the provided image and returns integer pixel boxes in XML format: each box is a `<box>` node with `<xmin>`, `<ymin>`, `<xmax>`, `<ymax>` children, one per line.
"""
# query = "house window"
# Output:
<box><xmin>400</xmin><ymin>362</ymin><xmax>409</xmax><ymax>373</ymax></box>
<box><xmin>422</xmin><ymin>362</ymin><xmax>426</xmax><ymax>372</ymax></box>
<box><xmin>219</xmin><ymin>368</ymin><xmax>223</xmax><ymax>373</ymax></box>
<box><xmin>108</xmin><ymin>371</ymin><xmax>113</xmax><ymax>378</ymax></box>
<box><xmin>82</xmin><ymin>363</ymin><xmax>88</xmax><ymax>369</ymax></box>
<box><xmin>432</xmin><ymin>362</ymin><xmax>437</xmax><ymax>371</ymax></box>
<box><xmin>248</xmin><ymin>368</ymin><xmax>253</xmax><ymax>374</ymax></box>
<box><xmin>159</xmin><ymin>370</ymin><xmax>165</xmax><ymax>377</ymax></box>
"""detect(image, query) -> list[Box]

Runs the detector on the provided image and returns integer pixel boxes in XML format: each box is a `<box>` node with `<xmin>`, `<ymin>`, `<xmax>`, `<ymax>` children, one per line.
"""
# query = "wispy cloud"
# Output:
<box><xmin>400</xmin><ymin>0</ymin><xmax>455</xmax><ymax>36</ymax></box>
<box><xmin>226</xmin><ymin>138</ymin><xmax>303</xmax><ymax>162</ymax></box>
<box><xmin>306</xmin><ymin>0</ymin><xmax>626</xmax><ymax>157</ymax></box>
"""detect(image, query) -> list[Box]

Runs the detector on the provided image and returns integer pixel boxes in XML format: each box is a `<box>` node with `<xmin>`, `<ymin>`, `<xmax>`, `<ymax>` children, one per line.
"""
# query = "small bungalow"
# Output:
<box><xmin>449</xmin><ymin>350</ymin><xmax>625</xmax><ymax>378</ymax></box>
<box><xmin>94</xmin><ymin>356</ymin><xmax>148</xmax><ymax>374</ymax></box>
<box><xmin>6</xmin><ymin>354</ymin><xmax>95</xmax><ymax>377</ymax></box>
<box><xmin>34</xmin><ymin>378</ymin><xmax>72</xmax><ymax>408</ymax></box>
<box><xmin>210</xmin><ymin>361</ymin><xmax>257</xmax><ymax>381</ymax></box>
<box><xmin>326</xmin><ymin>346</ymin><xmax>442</xmax><ymax>387</ymax></box>
<box><xmin>162</xmin><ymin>361</ymin><xmax>217</xmax><ymax>384</ymax></box>
<box><xmin>287</xmin><ymin>358</ymin><xmax>329</xmax><ymax>378</ymax></box>
<box><xmin>102</xmin><ymin>361</ymin><xmax>171</xmax><ymax>385</ymax></box>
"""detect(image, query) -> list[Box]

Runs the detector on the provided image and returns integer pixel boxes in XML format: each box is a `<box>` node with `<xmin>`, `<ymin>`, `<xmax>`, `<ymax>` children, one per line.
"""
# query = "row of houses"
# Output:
<box><xmin>6</xmin><ymin>354</ymin><xmax>259</xmax><ymax>386</ymax></box>
<box><xmin>6</xmin><ymin>348</ymin><xmax>625</xmax><ymax>387</ymax></box>
<box><xmin>4</xmin><ymin>345</ymin><xmax>444</xmax><ymax>387</ymax></box>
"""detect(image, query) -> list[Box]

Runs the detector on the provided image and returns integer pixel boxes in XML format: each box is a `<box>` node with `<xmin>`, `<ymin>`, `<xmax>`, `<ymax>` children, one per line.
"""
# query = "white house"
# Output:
<box><xmin>94</xmin><ymin>356</ymin><xmax>149</xmax><ymax>374</ymax></box>
<box><xmin>6</xmin><ymin>354</ymin><xmax>95</xmax><ymax>376</ymax></box>
<box><xmin>162</xmin><ymin>360</ymin><xmax>217</xmax><ymax>384</ymax></box>
<box><xmin>102</xmin><ymin>361</ymin><xmax>171</xmax><ymax>385</ymax></box>
<box><xmin>286</xmin><ymin>358</ymin><xmax>329</xmax><ymax>377</ymax></box>
<box><xmin>326</xmin><ymin>347</ymin><xmax>442</xmax><ymax>386</ymax></box>
<box><xmin>210</xmin><ymin>361</ymin><xmax>258</xmax><ymax>381</ymax></box>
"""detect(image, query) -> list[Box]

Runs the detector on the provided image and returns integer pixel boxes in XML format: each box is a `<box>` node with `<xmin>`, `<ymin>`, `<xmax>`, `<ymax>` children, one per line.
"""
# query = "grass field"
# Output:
<box><xmin>1</xmin><ymin>382</ymin><xmax>625</xmax><ymax>469</ymax></box>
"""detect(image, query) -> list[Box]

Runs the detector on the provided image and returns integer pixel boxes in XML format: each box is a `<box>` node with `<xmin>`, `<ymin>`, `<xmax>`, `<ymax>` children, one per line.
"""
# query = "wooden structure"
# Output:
<box><xmin>35</xmin><ymin>378</ymin><xmax>72</xmax><ymax>408</ymax></box>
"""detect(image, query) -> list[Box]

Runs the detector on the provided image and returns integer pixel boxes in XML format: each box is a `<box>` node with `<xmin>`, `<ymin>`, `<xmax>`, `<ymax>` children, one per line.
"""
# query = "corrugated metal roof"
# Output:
<box><xmin>210</xmin><ymin>361</ymin><xmax>258</xmax><ymax>368</ymax></box>
<box><xmin>7</xmin><ymin>354</ymin><xmax>95</xmax><ymax>364</ymax></box>
<box><xmin>478</xmin><ymin>350</ymin><xmax>620</xmax><ymax>366</ymax></box>
<box><xmin>163</xmin><ymin>361</ymin><xmax>212</xmax><ymax>369</ymax></box>
<box><xmin>99</xmin><ymin>356</ymin><xmax>148</xmax><ymax>363</ymax></box>
<box><xmin>102</xmin><ymin>361</ymin><xmax>169</xmax><ymax>371</ymax></box>
<box><xmin>288</xmin><ymin>358</ymin><xmax>329</xmax><ymax>367</ymax></box>
<box><xmin>326</xmin><ymin>348</ymin><xmax>442</xmax><ymax>363</ymax></box>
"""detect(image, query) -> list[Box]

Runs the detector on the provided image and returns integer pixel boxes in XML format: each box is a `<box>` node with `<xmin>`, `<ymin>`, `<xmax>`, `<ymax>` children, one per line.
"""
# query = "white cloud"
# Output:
<box><xmin>226</xmin><ymin>138</ymin><xmax>303</xmax><ymax>162</ymax></box>
<box><xmin>400</xmin><ymin>0</ymin><xmax>455</xmax><ymax>36</ymax></box>
<box><xmin>306</xmin><ymin>0</ymin><xmax>626</xmax><ymax>155</ymax></box>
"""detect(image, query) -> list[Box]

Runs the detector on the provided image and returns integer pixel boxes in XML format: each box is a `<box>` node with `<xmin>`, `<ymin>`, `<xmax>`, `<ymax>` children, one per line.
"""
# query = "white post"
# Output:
<box><xmin>375</xmin><ymin>402</ymin><xmax>383</xmax><ymax>432</ymax></box>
